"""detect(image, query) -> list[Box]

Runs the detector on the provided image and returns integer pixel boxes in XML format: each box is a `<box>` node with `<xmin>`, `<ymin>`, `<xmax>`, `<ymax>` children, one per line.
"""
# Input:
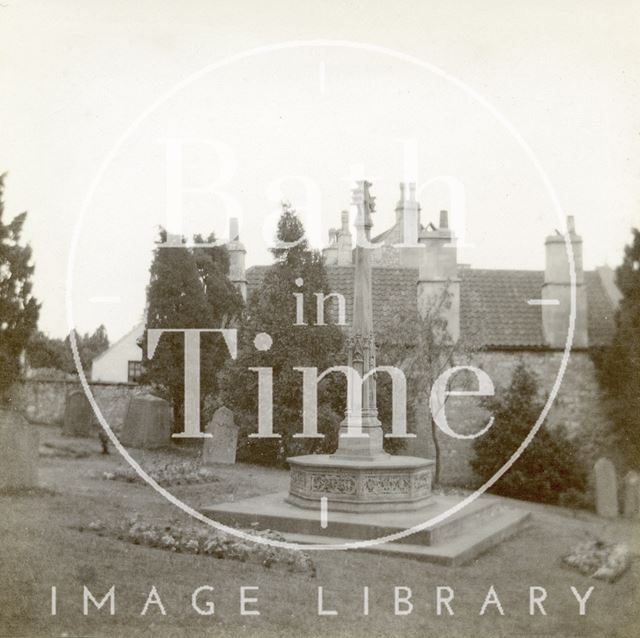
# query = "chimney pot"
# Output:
<box><xmin>229</xmin><ymin>218</ymin><xmax>239</xmax><ymax>241</ymax></box>
<box><xmin>567</xmin><ymin>215</ymin><xmax>576</xmax><ymax>234</ymax></box>
<box><xmin>340</xmin><ymin>210</ymin><xmax>350</xmax><ymax>232</ymax></box>
<box><xmin>439</xmin><ymin>210</ymin><xmax>449</xmax><ymax>229</ymax></box>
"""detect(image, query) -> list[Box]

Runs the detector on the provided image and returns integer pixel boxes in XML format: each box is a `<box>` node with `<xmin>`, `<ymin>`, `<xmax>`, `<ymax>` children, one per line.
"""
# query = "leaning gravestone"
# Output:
<box><xmin>119</xmin><ymin>395</ymin><xmax>172</xmax><ymax>449</ymax></box>
<box><xmin>623</xmin><ymin>471</ymin><xmax>640</xmax><ymax>519</ymax></box>
<box><xmin>62</xmin><ymin>390</ymin><xmax>95</xmax><ymax>437</ymax></box>
<box><xmin>0</xmin><ymin>409</ymin><xmax>39</xmax><ymax>491</ymax></box>
<box><xmin>594</xmin><ymin>457</ymin><xmax>618</xmax><ymax>518</ymax></box>
<box><xmin>202</xmin><ymin>406</ymin><xmax>238</xmax><ymax>465</ymax></box>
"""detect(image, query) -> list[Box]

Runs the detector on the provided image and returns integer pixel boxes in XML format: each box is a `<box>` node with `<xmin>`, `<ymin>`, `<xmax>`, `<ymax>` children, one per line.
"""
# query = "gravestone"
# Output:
<box><xmin>623</xmin><ymin>471</ymin><xmax>640</xmax><ymax>519</ymax></box>
<box><xmin>62</xmin><ymin>390</ymin><xmax>95</xmax><ymax>437</ymax></box>
<box><xmin>202</xmin><ymin>406</ymin><xmax>238</xmax><ymax>465</ymax></box>
<box><xmin>0</xmin><ymin>409</ymin><xmax>39</xmax><ymax>491</ymax></box>
<box><xmin>594</xmin><ymin>457</ymin><xmax>618</xmax><ymax>518</ymax></box>
<box><xmin>119</xmin><ymin>395</ymin><xmax>172</xmax><ymax>449</ymax></box>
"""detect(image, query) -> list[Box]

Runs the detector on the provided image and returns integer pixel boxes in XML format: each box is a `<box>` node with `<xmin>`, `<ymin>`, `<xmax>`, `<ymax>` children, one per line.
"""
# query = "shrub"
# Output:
<box><xmin>471</xmin><ymin>361</ymin><xmax>587</xmax><ymax>505</ymax></box>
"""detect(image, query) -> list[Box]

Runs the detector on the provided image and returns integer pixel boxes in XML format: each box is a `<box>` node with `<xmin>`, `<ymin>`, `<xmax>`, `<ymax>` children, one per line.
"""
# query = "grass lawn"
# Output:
<box><xmin>1</xmin><ymin>424</ymin><xmax>638</xmax><ymax>638</ymax></box>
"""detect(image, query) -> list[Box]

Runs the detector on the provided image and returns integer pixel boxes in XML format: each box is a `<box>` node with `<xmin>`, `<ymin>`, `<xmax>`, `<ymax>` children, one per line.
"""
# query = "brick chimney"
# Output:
<box><xmin>542</xmin><ymin>215</ymin><xmax>588</xmax><ymax>348</ymax></box>
<box><xmin>337</xmin><ymin>210</ymin><xmax>353</xmax><ymax>265</ymax></box>
<box><xmin>417</xmin><ymin>210</ymin><xmax>460</xmax><ymax>341</ymax></box>
<box><xmin>227</xmin><ymin>217</ymin><xmax>247</xmax><ymax>301</ymax></box>
<box><xmin>394</xmin><ymin>182</ymin><xmax>423</xmax><ymax>268</ymax></box>
<box><xmin>323</xmin><ymin>210</ymin><xmax>353</xmax><ymax>266</ymax></box>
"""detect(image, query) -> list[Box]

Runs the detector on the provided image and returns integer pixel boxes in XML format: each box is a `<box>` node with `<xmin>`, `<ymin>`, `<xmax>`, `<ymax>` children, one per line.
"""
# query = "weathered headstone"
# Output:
<box><xmin>119</xmin><ymin>395</ymin><xmax>172</xmax><ymax>449</ymax></box>
<box><xmin>0</xmin><ymin>409</ymin><xmax>39</xmax><ymax>491</ymax></box>
<box><xmin>202</xmin><ymin>406</ymin><xmax>238</xmax><ymax>465</ymax></box>
<box><xmin>623</xmin><ymin>471</ymin><xmax>640</xmax><ymax>519</ymax></box>
<box><xmin>62</xmin><ymin>390</ymin><xmax>95</xmax><ymax>437</ymax></box>
<box><xmin>594</xmin><ymin>457</ymin><xmax>618</xmax><ymax>518</ymax></box>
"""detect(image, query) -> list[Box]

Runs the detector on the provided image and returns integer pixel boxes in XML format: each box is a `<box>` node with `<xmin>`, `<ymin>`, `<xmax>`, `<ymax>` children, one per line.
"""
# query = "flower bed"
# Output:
<box><xmin>562</xmin><ymin>539</ymin><xmax>631</xmax><ymax>582</ymax></box>
<box><xmin>102</xmin><ymin>460</ymin><xmax>219</xmax><ymax>487</ymax></box>
<box><xmin>81</xmin><ymin>517</ymin><xmax>316</xmax><ymax>575</ymax></box>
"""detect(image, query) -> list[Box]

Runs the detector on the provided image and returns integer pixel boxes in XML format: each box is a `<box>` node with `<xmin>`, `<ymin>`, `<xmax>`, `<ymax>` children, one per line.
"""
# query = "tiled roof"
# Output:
<box><xmin>460</xmin><ymin>269</ymin><xmax>544</xmax><ymax>348</ymax></box>
<box><xmin>246</xmin><ymin>265</ymin><xmax>617</xmax><ymax>350</ymax></box>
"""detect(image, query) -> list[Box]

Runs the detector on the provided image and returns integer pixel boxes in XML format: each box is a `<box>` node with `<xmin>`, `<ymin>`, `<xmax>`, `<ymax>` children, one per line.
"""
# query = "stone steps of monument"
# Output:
<box><xmin>202</xmin><ymin>492</ymin><xmax>530</xmax><ymax>557</ymax></box>
<box><xmin>420</xmin><ymin>500</ymin><xmax>507</xmax><ymax>545</ymax></box>
<box><xmin>281</xmin><ymin>508</ymin><xmax>531</xmax><ymax>566</ymax></box>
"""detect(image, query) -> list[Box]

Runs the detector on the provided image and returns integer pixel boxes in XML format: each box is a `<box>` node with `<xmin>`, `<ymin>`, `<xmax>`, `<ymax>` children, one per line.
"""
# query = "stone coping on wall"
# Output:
<box><xmin>16</xmin><ymin>378</ymin><xmax>139</xmax><ymax>388</ymax></box>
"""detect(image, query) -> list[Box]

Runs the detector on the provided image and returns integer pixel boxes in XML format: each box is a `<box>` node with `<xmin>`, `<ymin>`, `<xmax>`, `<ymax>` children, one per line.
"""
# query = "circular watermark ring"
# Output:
<box><xmin>66</xmin><ymin>39</ymin><xmax>577</xmax><ymax>552</ymax></box>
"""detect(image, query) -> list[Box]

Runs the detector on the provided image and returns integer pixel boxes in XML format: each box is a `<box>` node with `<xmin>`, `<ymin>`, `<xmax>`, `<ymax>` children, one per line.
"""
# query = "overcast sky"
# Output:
<box><xmin>1</xmin><ymin>0</ymin><xmax>638</xmax><ymax>341</ymax></box>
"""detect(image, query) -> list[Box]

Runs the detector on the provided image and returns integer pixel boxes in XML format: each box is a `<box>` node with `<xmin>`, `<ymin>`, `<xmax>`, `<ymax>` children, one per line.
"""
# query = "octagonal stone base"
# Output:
<box><xmin>287</xmin><ymin>454</ymin><xmax>435</xmax><ymax>513</ymax></box>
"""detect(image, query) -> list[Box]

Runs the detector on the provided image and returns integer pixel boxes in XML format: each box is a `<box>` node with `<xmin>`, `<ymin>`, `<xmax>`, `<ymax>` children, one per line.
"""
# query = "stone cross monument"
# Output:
<box><xmin>334</xmin><ymin>181</ymin><xmax>385</xmax><ymax>458</ymax></box>
<box><xmin>287</xmin><ymin>181</ymin><xmax>434</xmax><ymax>512</ymax></box>
<box><xmin>205</xmin><ymin>181</ymin><xmax>530</xmax><ymax>564</ymax></box>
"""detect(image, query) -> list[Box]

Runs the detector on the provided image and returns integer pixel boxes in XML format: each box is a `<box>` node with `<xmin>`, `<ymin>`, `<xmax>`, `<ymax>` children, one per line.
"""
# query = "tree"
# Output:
<box><xmin>79</xmin><ymin>324</ymin><xmax>109</xmax><ymax>366</ymax></box>
<box><xmin>142</xmin><ymin>229</ymin><xmax>243</xmax><ymax>432</ymax></box>
<box><xmin>379</xmin><ymin>285</ymin><xmax>476</xmax><ymax>484</ymax></box>
<box><xmin>220</xmin><ymin>203</ymin><xmax>344</xmax><ymax>465</ymax></box>
<box><xmin>26</xmin><ymin>326</ymin><xmax>109</xmax><ymax>375</ymax></box>
<box><xmin>471</xmin><ymin>361</ymin><xmax>586</xmax><ymax>505</ymax></box>
<box><xmin>0</xmin><ymin>174</ymin><xmax>39</xmax><ymax>399</ymax></box>
<box><xmin>593</xmin><ymin>227</ymin><xmax>640</xmax><ymax>468</ymax></box>
<box><xmin>26</xmin><ymin>331</ymin><xmax>68</xmax><ymax>371</ymax></box>
<box><xmin>64</xmin><ymin>324</ymin><xmax>110</xmax><ymax>373</ymax></box>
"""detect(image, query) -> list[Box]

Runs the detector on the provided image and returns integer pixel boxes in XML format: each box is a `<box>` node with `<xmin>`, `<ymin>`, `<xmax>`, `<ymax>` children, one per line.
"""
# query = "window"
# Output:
<box><xmin>127</xmin><ymin>360</ymin><xmax>143</xmax><ymax>383</ymax></box>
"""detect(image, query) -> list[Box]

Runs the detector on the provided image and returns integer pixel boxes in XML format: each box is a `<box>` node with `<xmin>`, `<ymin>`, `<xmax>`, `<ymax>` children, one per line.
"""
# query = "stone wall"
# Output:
<box><xmin>405</xmin><ymin>350</ymin><xmax>611</xmax><ymax>486</ymax></box>
<box><xmin>6</xmin><ymin>379</ymin><xmax>148</xmax><ymax>432</ymax></box>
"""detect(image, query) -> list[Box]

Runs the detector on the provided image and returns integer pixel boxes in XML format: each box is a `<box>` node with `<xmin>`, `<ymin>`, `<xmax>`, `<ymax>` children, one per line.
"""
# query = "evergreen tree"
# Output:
<box><xmin>220</xmin><ymin>203</ymin><xmax>344</xmax><ymax>465</ymax></box>
<box><xmin>142</xmin><ymin>229</ymin><xmax>243</xmax><ymax>432</ymax></box>
<box><xmin>0</xmin><ymin>174</ymin><xmax>39</xmax><ymax>399</ymax></box>
<box><xmin>471</xmin><ymin>361</ymin><xmax>586</xmax><ymax>505</ymax></box>
<box><xmin>593</xmin><ymin>227</ymin><xmax>640</xmax><ymax>467</ymax></box>
<box><xmin>192</xmin><ymin>233</ymin><xmax>244</xmax><ymax>329</ymax></box>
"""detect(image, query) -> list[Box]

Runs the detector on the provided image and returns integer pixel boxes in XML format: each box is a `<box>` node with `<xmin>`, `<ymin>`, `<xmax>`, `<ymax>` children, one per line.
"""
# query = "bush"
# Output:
<box><xmin>471</xmin><ymin>362</ymin><xmax>587</xmax><ymax>505</ymax></box>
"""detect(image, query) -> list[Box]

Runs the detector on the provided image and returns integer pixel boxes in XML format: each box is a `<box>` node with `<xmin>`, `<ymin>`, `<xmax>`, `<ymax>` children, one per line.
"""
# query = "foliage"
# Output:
<box><xmin>142</xmin><ymin>229</ymin><xmax>244</xmax><ymax>433</ymax></box>
<box><xmin>592</xmin><ymin>228</ymin><xmax>640</xmax><ymax>468</ymax></box>
<box><xmin>25</xmin><ymin>331</ymin><xmax>67</xmax><ymax>370</ymax></box>
<box><xmin>220</xmin><ymin>204</ymin><xmax>345</xmax><ymax>466</ymax></box>
<box><xmin>471</xmin><ymin>361</ymin><xmax>587</xmax><ymax>505</ymax></box>
<box><xmin>378</xmin><ymin>285</ymin><xmax>475</xmax><ymax>483</ymax></box>
<box><xmin>26</xmin><ymin>326</ymin><xmax>110</xmax><ymax>375</ymax></box>
<box><xmin>0</xmin><ymin>174</ymin><xmax>39</xmax><ymax>399</ymax></box>
<box><xmin>562</xmin><ymin>539</ymin><xmax>630</xmax><ymax>582</ymax></box>
<box><xmin>102</xmin><ymin>460</ymin><xmax>219</xmax><ymax>487</ymax></box>
<box><xmin>83</xmin><ymin>516</ymin><xmax>316</xmax><ymax>575</ymax></box>
<box><xmin>72</xmin><ymin>324</ymin><xmax>110</xmax><ymax>371</ymax></box>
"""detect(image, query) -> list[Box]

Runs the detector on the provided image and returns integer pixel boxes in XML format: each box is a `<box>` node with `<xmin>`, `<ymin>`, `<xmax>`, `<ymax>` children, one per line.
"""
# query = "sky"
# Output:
<box><xmin>1</xmin><ymin>0</ymin><xmax>638</xmax><ymax>341</ymax></box>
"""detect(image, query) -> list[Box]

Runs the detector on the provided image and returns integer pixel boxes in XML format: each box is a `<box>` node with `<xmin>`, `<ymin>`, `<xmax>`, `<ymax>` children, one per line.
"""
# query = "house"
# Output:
<box><xmin>244</xmin><ymin>183</ymin><xmax>620</xmax><ymax>485</ymax></box>
<box><xmin>91</xmin><ymin>321</ymin><xmax>144</xmax><ymax>384</ymax></box>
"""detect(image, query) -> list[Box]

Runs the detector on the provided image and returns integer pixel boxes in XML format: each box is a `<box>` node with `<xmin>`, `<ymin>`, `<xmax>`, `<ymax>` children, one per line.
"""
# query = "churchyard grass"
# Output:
<box><xmin>0</xmin><ymin>423</ymin><xmax>638</xmax><ymax>638</ymax></box>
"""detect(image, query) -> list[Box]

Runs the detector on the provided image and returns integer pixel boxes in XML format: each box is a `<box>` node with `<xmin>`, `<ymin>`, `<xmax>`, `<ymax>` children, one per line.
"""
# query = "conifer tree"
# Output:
<box><xmin>220</xmin><ymin>203</ymin><xmax>344</xmax><ymax>465</ymax></box>
<box><xmin>0</xmin><ymin>174</ymin><xmax>39</xmax><ymax>399</ymax></box>
<box><xmin>593</xmin><ymin>227</ymin><xmax>640</xmax><ymax>467</ymax></box>
<box><xmin>142</xmin><ymin>230</ymin><xmax>243</xmax><ymax>432</ymax></box>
